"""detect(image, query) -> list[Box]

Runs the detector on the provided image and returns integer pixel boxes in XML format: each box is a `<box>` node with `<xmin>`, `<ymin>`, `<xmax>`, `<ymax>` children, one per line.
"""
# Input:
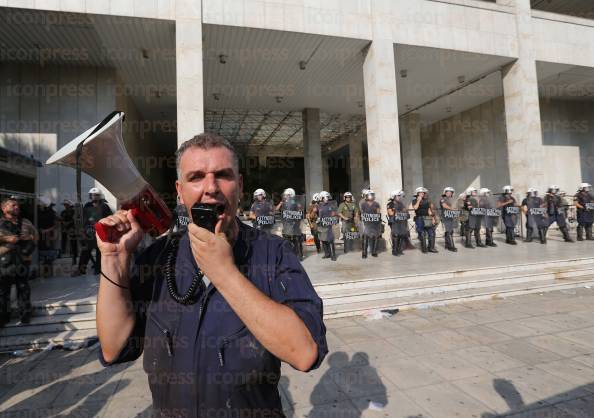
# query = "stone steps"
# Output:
<box><xmin>317</xmin><ymin>263</ymin><xmax>594</xmax><ymax>306</ymax></box>
<box><xmin>323</xmin><ymin>276</ymin><xmax>594</xmax><ymax>319</ymax></box>
<box><xmin>4</xmin><ymin>256</ymin><xmax>594</xmax><ymax>351</ymax></box>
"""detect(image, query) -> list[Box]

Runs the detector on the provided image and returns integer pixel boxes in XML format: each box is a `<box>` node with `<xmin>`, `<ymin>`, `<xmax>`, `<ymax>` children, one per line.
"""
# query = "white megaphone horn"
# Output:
<box><xmin>46</xmin><ymin>111</ymin><xmax>173</xmax><ymax>243</ymax></box>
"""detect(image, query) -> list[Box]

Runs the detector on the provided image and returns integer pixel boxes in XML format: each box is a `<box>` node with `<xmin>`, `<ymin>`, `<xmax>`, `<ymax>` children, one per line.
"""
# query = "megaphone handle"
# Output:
<box><xmin>95</xmin><ymin>222</ymin><xmax>122</xmax><ymax>243</ymax></box>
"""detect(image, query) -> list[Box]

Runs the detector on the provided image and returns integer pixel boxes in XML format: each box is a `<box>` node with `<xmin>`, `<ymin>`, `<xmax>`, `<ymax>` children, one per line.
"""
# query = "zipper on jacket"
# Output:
<box><xmin>218</xmin><ymin>338</ymin><xmax>229</xmax><ymax>367</ymax></box>
<box><xmin>150</xmin><ymin>315</ymin><xmax>173</xmax><ymax>357</ymax></box>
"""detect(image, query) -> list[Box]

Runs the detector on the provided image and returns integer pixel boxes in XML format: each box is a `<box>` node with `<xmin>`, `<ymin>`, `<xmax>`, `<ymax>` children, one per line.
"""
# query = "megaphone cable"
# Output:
<box><xmin>163</xmin><ymin>233</ymin><xmax>205</xmax><ymax>305</ymax></box>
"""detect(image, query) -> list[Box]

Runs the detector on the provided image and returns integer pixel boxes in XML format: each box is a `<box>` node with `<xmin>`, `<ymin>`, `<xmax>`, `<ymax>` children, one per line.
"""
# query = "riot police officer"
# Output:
<box><xmin>497</xmin><ymin>185</ymin><xmax>518</xmax><ymax>245</ymax></box>
<box><xmin>457</xmin><ymin>192</ymin><xmax>468</xmax><ymax>246</ymax></box>
<box><xmin>316</xmin><ymin>191</ymin><xmax>338</xmax><ymax>261</ymax></box>
<box><xmin>464</xmin><ymin>187</ymin><xmax>485</xmax><ymax>248</ymax></box>
<box><xmin>411</xmin><ymin>187</ymin><xmax>438</xmax><ymax>253</ymax></box>
<box><xmin>338</xmin><ymin>192</ymin><xmax>359</xmax><ymax>253</ymax></box>
<box><xmin>248</xmin><ymin>189</ymin><xmax>275</xmax><ymax>234</ymax></box>
<box><xmin>387</xmin><ymin>190</ymin><xmax>409</xmax><ymax>256</ymax></box>
<box><xmin>360</xmin><ymin>190</ymin><xmax>382</xmax><ymax>258</ymax></box>
<box><xmin>307</xmin><ymin>193</ymin><xmax>322</xmax><ymax>253</ymax></box>
<box><xmin>522</xmin><ymin>188</ymin><xmax>548</xmax><ymax>244</ymax></box>
<box><xmin>574</xmin><ymin>183</ymin><xmax>594</xmax><ymax>241</ymax></box>
<box><xmin>276</xmin><ymin>188</ymin><xmax>305</xmax><ymax>259</ymax></box>
<box><xmin>479</xmin><ymin>188</ymin><xmax>498</xmax><ymax>247</ymax></box>
<box><xmin>440</xmin><ymin>187</ymin><xmax>459</xmax><ymax>252</ymax></box>
<box><xmin>545</xmin><ymin>185</ymin><xmax>573</xmax><ymax>243</ymax></box>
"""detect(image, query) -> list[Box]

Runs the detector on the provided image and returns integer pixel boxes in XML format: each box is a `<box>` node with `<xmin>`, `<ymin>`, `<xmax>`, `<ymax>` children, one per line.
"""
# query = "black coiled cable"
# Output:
<box><xmin>163</xmin><ymin>233</ymin><xmax>204</xmax><ymax>305</ymax></box>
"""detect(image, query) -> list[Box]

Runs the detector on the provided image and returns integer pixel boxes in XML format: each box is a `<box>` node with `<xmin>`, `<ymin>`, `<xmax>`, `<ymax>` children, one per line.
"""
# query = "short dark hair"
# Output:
<box><xmin>175</xmin><ymin>133</ymin><xmax>238</xmax><ymax>179</ymax></box>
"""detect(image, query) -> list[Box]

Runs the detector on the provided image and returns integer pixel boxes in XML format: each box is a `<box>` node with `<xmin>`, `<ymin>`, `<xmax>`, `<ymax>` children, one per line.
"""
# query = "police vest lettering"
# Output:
<box><xmin>256</xmin><ymin>215</ymin><xmax>275</xmax><ymax>225</ymax></box>
<box><xmin>361</xmin><ymin>213</ymin><xmax>381</xmax><ymax>222</ymax></box>
<box><xmin>319</xmin><ymin>216</ymin><xmax>338</xmax><ymax>227</ymax></box>
<box><xmin>505</xmin><ymin>206</ymin><xmax>520</xmax><ymax>215</ymax></box>
<box><xmin>470</xmin><ymin>208</ymin><xmax>486</xmax><ymax>216</ymax></box>
<box><xmin>345</xmin><ymin>230</ymin><xmax>360</xmax><ymax>239</ymax></box>
<box><xmin>282</xmin><ymin>210</ymin><xmax>303</xmax><ymax>220</ymax></box>
<box><xmin>529</xmin><ymin>207</ymin><xmax>547</xmax><ymax>216</ymax></box>
<box><xmin>393</xmin><ymin>212</ymin><xmax>409</xmax><ymax>221</ymax></box>
<box><xmin>486</xmin><ymin>208</ymin><xmax>501</xmax><ymax>217</ymax></box>
<box><xmin>178</xmin><ymin>215</ymin><xmax>190</xmax><ymax>226</ymax></box>
<box><xmin>443</xmin><ymin>209</ymin><xmax>460</xmax><ymax>219</ymax></box>
<box><xmin>586</xmin><ymin>203</ymin><xmax>594</xmax><ymax>211</ymax></box>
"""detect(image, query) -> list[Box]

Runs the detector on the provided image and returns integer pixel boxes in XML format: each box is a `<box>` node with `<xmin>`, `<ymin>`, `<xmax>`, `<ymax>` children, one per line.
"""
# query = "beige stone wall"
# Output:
<box><xmin>420</xmin><ymin>97</ymin><xmax>594</xmax><ymax>198</ymax></box>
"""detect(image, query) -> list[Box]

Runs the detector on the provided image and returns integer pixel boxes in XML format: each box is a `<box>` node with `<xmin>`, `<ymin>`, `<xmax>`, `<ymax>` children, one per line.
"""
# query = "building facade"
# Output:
<box><xmin>1</xmin><ymin>0</ymin><xmax>593</xmax><ymax>210</ymax></box>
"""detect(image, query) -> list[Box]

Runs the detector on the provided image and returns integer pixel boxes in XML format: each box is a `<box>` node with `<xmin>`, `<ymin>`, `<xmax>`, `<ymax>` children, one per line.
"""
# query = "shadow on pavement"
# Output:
<box><xmin>482</xmin><ymin>378</ymin><xmax>594</xmax><ymax>418</ymax></box>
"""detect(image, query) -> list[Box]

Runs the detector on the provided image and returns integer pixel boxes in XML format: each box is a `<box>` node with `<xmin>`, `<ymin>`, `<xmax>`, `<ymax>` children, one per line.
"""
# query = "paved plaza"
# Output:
<box><xmin>2</xmin><ymin>287</ymin><xmax>594</xmax><ymax>417</ymax></box>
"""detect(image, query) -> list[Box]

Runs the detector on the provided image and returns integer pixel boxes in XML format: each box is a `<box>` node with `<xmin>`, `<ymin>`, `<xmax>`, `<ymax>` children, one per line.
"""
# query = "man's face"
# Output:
<box><xmin>90</xmin><ymin>194</ymin><xmax>101</xmax><ymax>202</ymax></box>
<box><xmin>345</xmin><ymin>196</ymin><xmax>352</xmax><ymax>202</ymax></box>
<box><xmin>418</xmin><ymin>192</ymin><xmax>425</xmax><ymax>199</ymax></box>
<box><xmin>2</xmin><ymin>200</ymin><xmax>19</xmax><ymax>218</ymax></box>
<box><xmin>176</xmin><ymin>146</ymin><xmax>243</xmax><ymax>233</ymax></box>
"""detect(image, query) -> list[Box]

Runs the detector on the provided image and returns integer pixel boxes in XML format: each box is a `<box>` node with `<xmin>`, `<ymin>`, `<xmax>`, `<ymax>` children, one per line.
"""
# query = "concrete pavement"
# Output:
<box><xmin>2</xmin><ymin>287</ymin><xmax>594</xmax><ymax>417</ymax></box>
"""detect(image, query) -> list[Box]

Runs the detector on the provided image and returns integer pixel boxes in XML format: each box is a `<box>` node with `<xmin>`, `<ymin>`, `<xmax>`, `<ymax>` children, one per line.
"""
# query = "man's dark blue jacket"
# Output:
<box><xmin>100</xmin><ymin>221</ymin><xmax>328</xmax><ymax>417</ymax></box>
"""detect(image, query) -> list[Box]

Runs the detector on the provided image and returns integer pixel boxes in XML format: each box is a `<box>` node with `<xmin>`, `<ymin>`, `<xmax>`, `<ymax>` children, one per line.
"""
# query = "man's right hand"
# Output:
<box><xmin>96</xmin><ymin>210</ymin><xmax>144</xmax><ymax>261</ymax></box>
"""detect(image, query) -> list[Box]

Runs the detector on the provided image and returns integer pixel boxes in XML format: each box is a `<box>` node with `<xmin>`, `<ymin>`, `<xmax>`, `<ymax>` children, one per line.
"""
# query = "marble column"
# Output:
<box><xmin>400</xmin><ymin>113</ymin><xmax>424</xmax><ymax>195</ymax></box>
<box><xmin>176</xmin><ymin>0</ymin><xmax>204</xmax><ymax>146</ymax></box>
<box><xmin>363</xmin><ymin>2</ymin><xmax>403</xmax><ymax>241</ymax></box>
<box><xmin>302</xmin><ymin>108</ymin><xmax>324</xmax><ymax>202</ymax></box>
<box><xmin>349</xmin><ymin>130</ymin><xmax>365</xmax><ymax>195</ymax></box>
<box><xmin>501</xmin><ymin>0</ymin><xmax>545</xmax><ymax>192</ymax></box>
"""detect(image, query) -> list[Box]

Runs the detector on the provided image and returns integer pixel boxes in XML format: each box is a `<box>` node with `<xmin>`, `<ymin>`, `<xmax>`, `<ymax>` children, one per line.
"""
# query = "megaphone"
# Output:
<box><xmin>46</xmin><ymin>111</ymin><xmax>173</xmax><ymax>243</ymax></box>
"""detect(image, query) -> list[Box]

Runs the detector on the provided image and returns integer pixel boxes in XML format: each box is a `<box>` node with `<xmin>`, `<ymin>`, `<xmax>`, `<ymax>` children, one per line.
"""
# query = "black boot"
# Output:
<box><xmin>392</xmin><ymin>236</ymin><xmax>398</xmax><ymax>256</ymax></box>
<box><xmin>561</xmin><ymin>226</ymin><xmax>574</xmax><ymax>242</ymax></box>
<box><xmin>486</xmin><ymin>229</ymin><xmax>497</xmax><ymax>247</ymax></box>
<box><xmin>577</xmin><ymin>225</ymin><xmax>584</xmax><ymax>241</ymax></box>
<box><xmin>428</xmin><ymin>233</ymin><xmax>438</xmax><ymax>253</ymax></box>
<box><xmin>524</xmin><ymin>227</ymin><xmax>534</xmax><ymax>242</ymax></box>
<box><xmin>371</xmin><ymin>237</ymin><xmax>379</xmax><ymax>257</ymax></box>
<box><xmin>587</xmin><ymin>225</ymin><xmax>594</xmax><ymax>241</ymax></box>
<box><xmin>297</xmin><ymin>238</ymin><xmax>304</xmax><ymax>260</ymax></box>
<box><xmin>465</xmin><ymin>228</ymin><xmax>474</xmax><ymax>248</ymax></box>
<box><xmin>322</xmin><ymin>242</ymin><xmax>330</xmax><ymax>259</ymax></box>
<box><xmin>396</xmin><ymin>236</ymin><xmax>404</xmax><ymax>255</ymax></box>
<box><xmin>314</xmin><ymin>235</ymin><xmax>321</xmax><ymax>253</ymax></box>
<box><xmin>330</xmin><ymin>242</ymin><xmax>337</xmax><ymax>261</ymax></box>
<box><xmin>447</xmin><ymin>232</ymin><xmax>458</xmax><ymax>252</ymax></box>
<box><xmin>506</xmin><ymin>227</ymin><xmax>517</xmax><ymax>245</ymax></box>
<box><xmin>475</xmin><ymin>229</ymin><xmax>486</xmax><ymax>247</ymax></box>
<box><xmin>444</xmin><ymin>232</ymin><xmax>451</xmax><ymax>250</ymax></box>
<box><xmin>538</xmin><ymin>228</ymin><xmax>545</xmax><ymax>244</ymax></box>
<box><xmin>362</xmin><ymin>236</ymin><xmax>368</xmax><ymax>258</ymax></box>
<box><xmin>421</xmin><ymin>232</ymin><xmax>428</xmax><ymax>253</ymax></box>
<box><xmin>343</xmin><ymin>238</ymin><xmax>349</xmax><ymax>254</ymax></box>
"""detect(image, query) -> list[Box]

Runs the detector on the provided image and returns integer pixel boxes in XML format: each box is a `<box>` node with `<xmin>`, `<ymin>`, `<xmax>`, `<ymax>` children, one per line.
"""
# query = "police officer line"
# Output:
<box><xmin>247</xmin><ymin>182</ymin><xmax>594</xmax><ymax>259</ymax></box>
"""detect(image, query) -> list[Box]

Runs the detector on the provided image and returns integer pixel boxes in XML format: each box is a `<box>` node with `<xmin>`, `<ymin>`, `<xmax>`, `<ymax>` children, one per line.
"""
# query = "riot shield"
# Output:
<box><xmin>439</xmin><ymin>197</ymin><xmax>460</xmax><ymax>233</ymax></box>
<box><xmin>584</xmin><ymin>192</ymin><xmax>594</xmax><ymax>223</ymax></box>
<box><xmin>485</xmin><ymin>195</ymin><xmax>501</xmax><ymax>230</ymax></box>
<box><xmin>360</xmin><ymin>200</ymin><xmax>382</xmax><ymax>237</ymax></box>
<box><xmin>317</xmin><ymin>200</ymin><xmax>339</xmax><ymax>242</ymax></box>
<box><xmin>281</xmin><ymin>195</ymin><xmax>305</xmax><ymax>237</ymax></box>
<box><xmin>250</xmin><ymin>199</ymin><xmax>276</xmax><ymax>231</ymax></box>
<box><xmin>174</xmin><ymin>204</ymin><xmax>191</xmax><ymax>232</ymax></box>
<box><xmin>468</xmin><ymin>197</ymin><xmax>485</xmax><ymax>230</ymax></box>
<box><xmin>498</xmin><ymin>194</ymin><xmax>520</xmax><ymax>229</ymax></box>
<box><xmin>390</xmin><ymin>200</ymin><xmax>410</xmax><ymax>236</ymax></box>
<box><xmin>526</xmin><ymin>197</ymin><xmax>548</xmax><ymax>229</ymax></box>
